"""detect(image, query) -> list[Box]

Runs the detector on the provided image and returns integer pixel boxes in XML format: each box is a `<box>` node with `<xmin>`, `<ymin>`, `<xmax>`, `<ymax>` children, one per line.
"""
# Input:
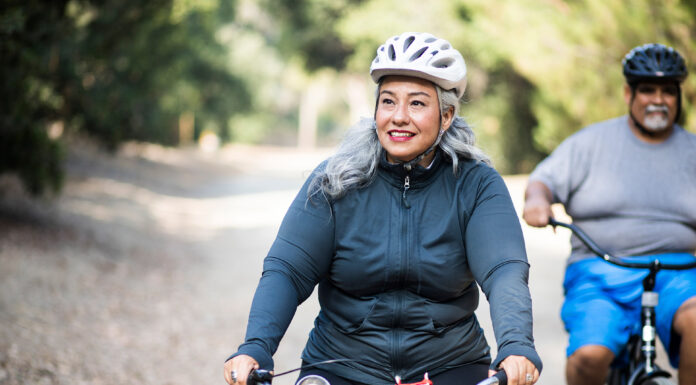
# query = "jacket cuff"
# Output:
<box><xmin>491</xmin><ymin>345</ymin><xmax>543</xmax><ymax>374</ymax></box>
<box><xmin>226</xmin><ymin>344</ymin><xmax>274</xmax><ymax>370</ymax></box>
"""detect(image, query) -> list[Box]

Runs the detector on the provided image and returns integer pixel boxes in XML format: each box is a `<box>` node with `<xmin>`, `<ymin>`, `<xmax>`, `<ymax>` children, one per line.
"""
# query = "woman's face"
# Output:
<box><xmin>375</xmin><ymin>76</ymin><xmax>453</xmax><ymax>167</ymax></box>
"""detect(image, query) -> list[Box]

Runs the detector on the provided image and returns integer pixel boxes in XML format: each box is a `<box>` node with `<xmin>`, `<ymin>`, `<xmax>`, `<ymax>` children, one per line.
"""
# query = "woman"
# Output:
<box><xmin>224</xmin><ymin>32</ymin><xmax>542</xmax><ymax>385</ymax></box>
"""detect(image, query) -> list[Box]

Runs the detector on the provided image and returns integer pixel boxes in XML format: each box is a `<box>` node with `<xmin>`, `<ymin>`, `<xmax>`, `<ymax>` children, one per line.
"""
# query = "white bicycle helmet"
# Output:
<box><xmin>370</xmin><ymin>32</ymin><xmax>467</xmax><ymax>99</ymax></box>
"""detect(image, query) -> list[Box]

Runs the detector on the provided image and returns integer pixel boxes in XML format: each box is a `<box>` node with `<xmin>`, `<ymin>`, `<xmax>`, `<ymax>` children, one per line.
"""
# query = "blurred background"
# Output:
<box><xmin>0</xmin><ymin>0</ymin><xmax>693</xmax><ymax>384</ymax></box>
<box><xmin>3</xmin><ymin>0</ymin><xmax>696</xmax><ymax>194</ymax></box>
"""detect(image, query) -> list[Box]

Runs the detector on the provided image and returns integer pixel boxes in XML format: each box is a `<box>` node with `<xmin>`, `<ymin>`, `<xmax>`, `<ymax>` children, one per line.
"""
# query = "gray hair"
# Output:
<box><xmin>308</xmin><ymin>86</ymin><xmax>490</xmax><ymax>201</ymax></box>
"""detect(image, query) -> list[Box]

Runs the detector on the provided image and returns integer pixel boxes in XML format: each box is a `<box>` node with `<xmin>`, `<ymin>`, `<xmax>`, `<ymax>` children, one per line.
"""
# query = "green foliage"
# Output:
<box><xmin>64</xmin><ymin>0</ymin><xmax>250</xmax><ymax>148</ymax></box>
<box><xmin>1</xmin><ymin>1</ymin><xmax>71</xmax><ymax>195</ymax></box>
<box><xmin>0</xmin><ymin>127</ymin><xmax>64</xmax><ymax>196</ymax></box>
<box><xmin>336</xmin><ymin>0</ymin><xmax>471</xmax><ymax>73</ymax></box>
<box><xmin>257</xmin><ymin>0</ymin><xmax>361</xmax><ymax>71</ymax></box>
<box><xmin>246</xmin><ymin>0</ymin><xmax>696</xmax><ymax>172</ymax></box>
<box><xmin>467</xmin><ymin>63</ymin><xmax>547</xmax><ymax>174</ymax></box>
<box><xmin>4</xmin><ymin>0</ymin><xmax>695</xmax><ymax>195</ymax></box>
<box><xmin>1</xmin><ymin>0</ymin><xmax>250</xmax><ymax>195</ymax></box>
<box><xmin>461</xmin><ymin>0</ymin><xmax>696</xmax><ymax>155</ymax></box>
<box><xmin>336</xmin><ymin>0</ymin><xmax>546</xmax><ymax>172</ymax></box>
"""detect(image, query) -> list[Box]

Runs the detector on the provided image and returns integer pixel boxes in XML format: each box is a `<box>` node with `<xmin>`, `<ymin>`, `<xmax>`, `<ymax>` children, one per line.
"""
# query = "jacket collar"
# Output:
<box><xmin>378</xmin><ymin>150</ymin><xmax>445</xmax><ymax>188</ymax></box>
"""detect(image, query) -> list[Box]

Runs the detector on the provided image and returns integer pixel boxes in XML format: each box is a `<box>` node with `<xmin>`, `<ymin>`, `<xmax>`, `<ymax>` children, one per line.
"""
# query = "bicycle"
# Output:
<box><xmin>549</xmin><ymin>218</ymin><xmax>696</xmax><ymax>385</ymax></box>
<box><xmin>242</xmin><ymin>361</ymin><xmax>508</xmax><ymax>385</ymax></box>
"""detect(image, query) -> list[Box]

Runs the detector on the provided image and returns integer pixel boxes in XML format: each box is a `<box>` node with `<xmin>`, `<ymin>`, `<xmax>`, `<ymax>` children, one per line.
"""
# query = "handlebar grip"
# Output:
<box><xmin>493</xmin><ymin>370</ymin><xmax>507</xmax><ymax>385</ymax></box>
<box><xmin>476</xmin><ymin>370</ymin><xmax>507</xmax><ymax>385</ymax></box>
<box><xmin>247</xmin><ymin>369</ymin><xmax>273</xmax><ymax>385</ymax></box>
<box><xmin>548</xmin><ymin>217</ymin><xmax>560</xmax><ymax>227</ymax></box>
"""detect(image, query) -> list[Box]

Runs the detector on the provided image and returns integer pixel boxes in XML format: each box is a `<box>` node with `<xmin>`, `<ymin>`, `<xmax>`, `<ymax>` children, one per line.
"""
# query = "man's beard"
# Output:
<box><xmin>642</xmin><ymin>104</ymin><xmax>670</xmax><ymax>132</ymax></box>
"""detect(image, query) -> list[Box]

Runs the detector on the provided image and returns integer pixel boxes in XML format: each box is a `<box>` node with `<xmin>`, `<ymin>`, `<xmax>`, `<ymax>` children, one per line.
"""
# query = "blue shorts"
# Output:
<box><xmin>561</xmin><ymin>253</ymin><xmax>696</xmax><ymax>368</ymax></box>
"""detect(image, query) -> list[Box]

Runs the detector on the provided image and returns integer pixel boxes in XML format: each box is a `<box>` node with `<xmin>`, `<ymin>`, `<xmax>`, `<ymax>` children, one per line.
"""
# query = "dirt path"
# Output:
<box><xmin>0</xmin><ymin>142</ymin><xmax>675</xmax><ymax>385</ymax></box>
<box><xmin>0</xmin><ymin>142</ymin><xmax>329</xmax><ymax>385</ymax></box>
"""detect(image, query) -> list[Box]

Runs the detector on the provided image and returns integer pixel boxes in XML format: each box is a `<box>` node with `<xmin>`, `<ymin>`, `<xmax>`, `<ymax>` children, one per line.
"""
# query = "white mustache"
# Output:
<box><xmin>646</xmin><ymin>105</ymin><xmax>669</xmax><ymax>114</ymax></box>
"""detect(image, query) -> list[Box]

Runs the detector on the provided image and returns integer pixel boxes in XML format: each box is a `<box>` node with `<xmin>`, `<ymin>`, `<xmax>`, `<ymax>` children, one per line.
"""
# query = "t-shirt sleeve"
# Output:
<box><xmin>528</xmin><ymin>131</ymin><xmax>594</xmax><ymax>205</ymax></box>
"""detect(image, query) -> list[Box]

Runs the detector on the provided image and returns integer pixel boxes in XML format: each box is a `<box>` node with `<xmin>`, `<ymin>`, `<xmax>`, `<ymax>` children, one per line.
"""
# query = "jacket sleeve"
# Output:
<box><xmin>464</xmin><ymin>167</ymin><xmax>543</xmax><ymax>373</ymax></box>
<box><xmin>232</xmin><ymin>166</ymin><xmax>335</xmax><ymax>369</ymax></box>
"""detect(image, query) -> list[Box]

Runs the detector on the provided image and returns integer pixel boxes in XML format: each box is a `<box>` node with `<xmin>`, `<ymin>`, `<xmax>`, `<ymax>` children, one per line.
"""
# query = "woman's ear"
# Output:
<box><xmin>441</xmin><ymin>106</ymin><xmax>455</xmax><ymax>131</ymax></box>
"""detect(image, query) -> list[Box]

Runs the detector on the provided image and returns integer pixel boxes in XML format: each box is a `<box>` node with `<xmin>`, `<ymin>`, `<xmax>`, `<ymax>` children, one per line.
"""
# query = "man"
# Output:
<box><xmin>523</xmin><ymin>43</ymin><xmax>696</xmax><ymax>385</ymax></box>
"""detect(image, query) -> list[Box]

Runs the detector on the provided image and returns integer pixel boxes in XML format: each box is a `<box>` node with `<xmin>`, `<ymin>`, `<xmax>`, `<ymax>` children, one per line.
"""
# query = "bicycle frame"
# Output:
<box><xmin>549</xmin><ymin>218</ymin><xmax>696</xmax><ymax>385</ymax></box>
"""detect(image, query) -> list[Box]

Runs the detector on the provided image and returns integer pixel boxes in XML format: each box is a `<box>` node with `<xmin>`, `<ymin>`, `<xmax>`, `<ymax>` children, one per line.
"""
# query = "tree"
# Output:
<box><xmin>1</xmin><ymin>1</ymin><xmax>72</xmax><ymax>195</ymax></box>
<box><xmin>1</xmin><ymin>0</ymin><xmax>250</xmax><ymax>195</ymax></box>
<box><xmin>461</xmin><ymin>0</ymin><xmax>696</xmax><ymax>155</ymax></box>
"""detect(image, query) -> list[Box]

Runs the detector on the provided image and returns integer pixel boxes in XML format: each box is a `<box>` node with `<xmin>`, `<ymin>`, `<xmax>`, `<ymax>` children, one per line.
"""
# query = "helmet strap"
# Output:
<box><xmin>398</xmin><ymin>129</ymin><xmax>445</xmax><ymax>171</ymax></box>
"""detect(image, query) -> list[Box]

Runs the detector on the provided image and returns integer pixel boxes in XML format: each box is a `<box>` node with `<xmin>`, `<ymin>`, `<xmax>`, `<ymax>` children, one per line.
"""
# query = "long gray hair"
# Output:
<box><xmin>308</xmin><ymin>85</ymin><xmax>490</xmax><ymax>200</ymax></box>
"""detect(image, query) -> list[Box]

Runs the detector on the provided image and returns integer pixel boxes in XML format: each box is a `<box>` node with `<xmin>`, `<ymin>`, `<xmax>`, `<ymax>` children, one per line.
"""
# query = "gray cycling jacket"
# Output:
<box><xmin>234</xmin><ymin>151</ymin><xmax>542</xmax><ymax>385</ymax></box>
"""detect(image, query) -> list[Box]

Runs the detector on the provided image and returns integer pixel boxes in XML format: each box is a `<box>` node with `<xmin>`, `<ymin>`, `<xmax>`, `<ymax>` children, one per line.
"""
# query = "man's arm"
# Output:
<box><xmin>522</xmin><ymin>180</ymin><xmax>554</xmax><ymax>227</ymax></box>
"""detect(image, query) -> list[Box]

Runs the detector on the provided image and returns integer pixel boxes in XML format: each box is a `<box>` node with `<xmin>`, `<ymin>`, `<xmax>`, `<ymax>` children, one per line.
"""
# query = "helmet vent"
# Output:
<box><xmin>369</xmin><ymin>32</ymin><xmax>469</xmax><ymax>98</ymax></box>
<box><xmin>410</xmin><ymin>47</ymin><xmax>427</xmax><ymax>62</ymax></box>
<box><xmin>432</xmin><ymin>57</ymin><xmax>454</xmax><ymax>68</ymax></box>
<box><xmin>622</xmin><ymin>43</ymin><xmax>688</xmax><ymax>83</ymax></box>
<box><xmin>403</xmin><ymin>36</ymin><xmax>416</xmax><ymax>52</ymax></box>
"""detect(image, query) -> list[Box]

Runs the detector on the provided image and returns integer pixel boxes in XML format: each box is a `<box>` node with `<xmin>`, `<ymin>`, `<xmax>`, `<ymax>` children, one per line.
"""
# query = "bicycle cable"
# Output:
<box><xmin>272</xmin><ymin>359</ymin><xmax>358</xmax><ymax>378</ymax></box>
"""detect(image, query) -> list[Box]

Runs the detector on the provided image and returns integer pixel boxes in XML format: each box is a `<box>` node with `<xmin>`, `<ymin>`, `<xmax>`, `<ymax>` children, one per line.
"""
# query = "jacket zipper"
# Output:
<box><xmin>401</xmin><ymin>175</ymin><xmax>411</xmax><ymax>209</ymax></box>
<box><xmin>394</xmin><ymin>166</ymin><xmax>412</xmax><ymax>376</ymax></box>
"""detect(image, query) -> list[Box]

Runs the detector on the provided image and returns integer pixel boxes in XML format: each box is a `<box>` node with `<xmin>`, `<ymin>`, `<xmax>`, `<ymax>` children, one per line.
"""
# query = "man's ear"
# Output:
<box><xmin>623</xmin><ymin>83</ymin><xmax>633</xmax><ymax>106</ymax></box>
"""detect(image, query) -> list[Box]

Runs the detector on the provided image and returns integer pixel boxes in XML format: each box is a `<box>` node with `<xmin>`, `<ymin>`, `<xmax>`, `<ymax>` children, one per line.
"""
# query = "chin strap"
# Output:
<box><xmin>629</xmin><ymin>110</ymin><xmax>663</xmax><ymax>138</ymax></box>
<box><xmin>398</xmin><ymin>129</ymin><xmax>445</xmax><ymax>172</ymax></box>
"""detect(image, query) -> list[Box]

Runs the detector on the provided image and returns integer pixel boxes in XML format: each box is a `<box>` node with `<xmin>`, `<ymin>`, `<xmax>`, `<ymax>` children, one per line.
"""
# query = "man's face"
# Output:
<box><xmin>624</xmin><ymin>81</ymin><xmax>679</xmax><ymax>133</ymax></box>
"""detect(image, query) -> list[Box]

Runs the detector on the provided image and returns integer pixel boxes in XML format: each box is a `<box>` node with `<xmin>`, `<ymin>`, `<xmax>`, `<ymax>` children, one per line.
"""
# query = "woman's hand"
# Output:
<box><xmin>488</xmin><ymin>355</ymin><xmax>539</xmax><ymax>385</ymax></box>
<box><xmin>224</xmin><ymin>354</ymin><xmax>260</xmax><ymax>385</ymax></box>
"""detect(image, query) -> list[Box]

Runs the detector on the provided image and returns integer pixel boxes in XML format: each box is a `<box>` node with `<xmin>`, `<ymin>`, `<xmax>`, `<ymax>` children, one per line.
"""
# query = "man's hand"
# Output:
<box><xmin>522</xmin><ymin>181</ymin><xmax>553</xmax><ymax>228</ymax></box>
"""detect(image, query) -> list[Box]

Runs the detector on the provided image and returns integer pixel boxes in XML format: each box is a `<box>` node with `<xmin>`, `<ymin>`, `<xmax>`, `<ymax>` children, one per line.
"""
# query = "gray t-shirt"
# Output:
<box><xmin>530</xmin><ymin>115</ymin><xmax>696</xmax><ymax>264</ymax></box>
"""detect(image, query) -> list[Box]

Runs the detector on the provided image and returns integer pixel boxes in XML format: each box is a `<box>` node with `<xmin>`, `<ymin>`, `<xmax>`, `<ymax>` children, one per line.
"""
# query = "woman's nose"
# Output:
<box><xmin>392</xmin><ymin>103</ymin><xmax>410</xmax><ymax>124</ymax></box>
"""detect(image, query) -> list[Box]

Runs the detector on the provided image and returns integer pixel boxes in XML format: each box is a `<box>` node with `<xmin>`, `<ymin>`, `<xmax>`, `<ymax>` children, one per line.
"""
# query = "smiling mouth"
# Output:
<box><xmin>646</xmin><ymin>105</ymin><xmax>669</xmax><ymax>115</ymax></box>
<box><xmin>389</xmin><ymin>131</ymin><xmax>414</xmax><ymax>137</ymax></box>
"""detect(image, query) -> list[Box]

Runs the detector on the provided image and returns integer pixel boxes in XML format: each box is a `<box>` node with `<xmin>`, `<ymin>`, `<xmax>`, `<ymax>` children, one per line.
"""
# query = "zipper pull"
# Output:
<box><xmin>402</xmin><ymin>175</ymin><xmax>411</xmax><ymax>209</ymax></box>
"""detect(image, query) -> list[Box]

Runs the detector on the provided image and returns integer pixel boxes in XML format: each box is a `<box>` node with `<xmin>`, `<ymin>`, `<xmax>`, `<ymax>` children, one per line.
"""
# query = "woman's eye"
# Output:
<box><xmin>381</xmin><ymin>98</ymin><xmax>394</xmax><ymax>105</ymax></box>
<box><xmin>411</xmin><ymin>100</ymin><xmax>425</xmax><ymax>107</ymax></box>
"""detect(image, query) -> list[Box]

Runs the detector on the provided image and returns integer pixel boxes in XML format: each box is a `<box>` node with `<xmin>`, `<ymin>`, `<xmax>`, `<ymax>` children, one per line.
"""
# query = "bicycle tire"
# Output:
<box><xmin>639</xmin><ymin>377</ymin><xmax>676</xmax><ymax>385</ymax></box>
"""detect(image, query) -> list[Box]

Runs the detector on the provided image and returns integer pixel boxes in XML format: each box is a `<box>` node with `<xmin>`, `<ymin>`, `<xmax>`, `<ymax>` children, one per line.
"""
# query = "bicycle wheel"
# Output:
<box><xmin>640</xmin><ymin>377</ymin><xmax>676</xmax><ymax>385</ymax></box>
<box><xmin>297</xmin><ymin>374</ymin><xmax>331</xmax><ymax>385</ymax></box>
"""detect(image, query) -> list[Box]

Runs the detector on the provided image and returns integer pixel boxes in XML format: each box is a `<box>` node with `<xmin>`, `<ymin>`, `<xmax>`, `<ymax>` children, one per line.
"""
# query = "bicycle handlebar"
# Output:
<box><xmin>475</xmin><ymin>370</ymin><xmax>507</xmax><ymax>385</ymax></box>
<box><xmin>247</xmin><ymin>367</ymin><xmax>508</xmax><ymax>385</ymax></box>
<box><xmin>247</xmin><ymin>369</ymin><xmax>273</xmax><ymax>385</ymax></box>
<box><xmin>548</xmin><ymin>218</ymin><xmax>696</xmax><ymax>270</ymax></box>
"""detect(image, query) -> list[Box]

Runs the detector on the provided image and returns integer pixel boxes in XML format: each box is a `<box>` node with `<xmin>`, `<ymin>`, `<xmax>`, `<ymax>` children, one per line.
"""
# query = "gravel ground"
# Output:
<box><xmin>0</xmin><ymin>141</ymin><xmax>327</xmax><ymax>385</ymax></box>
<box><xmin>0</xmin><ymin>141</ymin><xmax>676</xmax><ymax>385</ymax></box>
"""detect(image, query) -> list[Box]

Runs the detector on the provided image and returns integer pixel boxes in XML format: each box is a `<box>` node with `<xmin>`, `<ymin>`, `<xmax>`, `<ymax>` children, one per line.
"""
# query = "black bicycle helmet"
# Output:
<box><xmin>622</xmin><ymin>43</ymin><xmax>688</xmax><ymax>85</ymax></box>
